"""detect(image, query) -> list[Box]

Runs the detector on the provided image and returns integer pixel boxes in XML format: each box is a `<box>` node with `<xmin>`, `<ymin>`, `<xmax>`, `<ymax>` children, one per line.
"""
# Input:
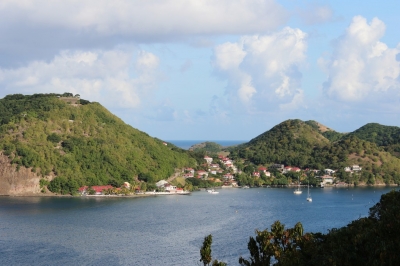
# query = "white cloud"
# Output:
<box><xmin>213</xmin><ymin>27</ymin><xmax>307</xmax><ymax>113</ymax></box>
<box><xmin>0</xmin><ymin>0</ymin><xmax>287</xmax><ymax>36</ymax></box>
<box><xmin>320</xmin><ymin>16</ymin><xmax>400</xmax><ymax>102</ymax></box>
<box><xmin>0</xmin><ymin>48</ymin><xmax>161</xmax><ymax>108</ymax></box>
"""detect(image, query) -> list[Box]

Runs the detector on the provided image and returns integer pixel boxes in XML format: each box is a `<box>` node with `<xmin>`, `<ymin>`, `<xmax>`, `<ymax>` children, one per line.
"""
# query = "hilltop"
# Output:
<box><xmin>0</xmin><ymin>93</ymin><xmax>196</xmax><ymax>195</ymax></box>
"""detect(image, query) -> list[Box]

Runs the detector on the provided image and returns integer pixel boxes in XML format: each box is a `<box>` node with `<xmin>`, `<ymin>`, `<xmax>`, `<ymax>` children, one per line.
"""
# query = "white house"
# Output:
<box><xmin>204</xmin><ymin>156</ymin><xmax>213</xmax><ymax>164</ymax></box>
<box><xmin>319</xmin><ymin>175</ymin><xmax>334</xmax><ymax>185</ymax></box>
<box><xmin>156</xmin><ymin>180</ymin><xmax>169</xmax><ymax>187</ymax></box>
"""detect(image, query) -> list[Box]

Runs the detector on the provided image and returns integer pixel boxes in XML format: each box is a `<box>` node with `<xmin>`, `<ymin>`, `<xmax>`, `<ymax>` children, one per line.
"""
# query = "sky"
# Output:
<box><xmin>1</xmin><ymin>0</ymin><xmax>400</xmax><ymax>141</ymax></box>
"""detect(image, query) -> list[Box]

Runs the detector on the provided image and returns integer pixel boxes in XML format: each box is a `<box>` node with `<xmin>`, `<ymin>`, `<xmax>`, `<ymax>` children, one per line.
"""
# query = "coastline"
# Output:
<box><xmin>1</xmin><ymin>183</ymin><xmax>397</xmax><ymax>198</ymax></box>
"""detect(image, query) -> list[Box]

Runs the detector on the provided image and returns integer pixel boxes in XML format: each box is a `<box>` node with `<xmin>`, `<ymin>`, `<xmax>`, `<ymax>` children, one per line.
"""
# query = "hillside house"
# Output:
<box><xmin>223</xmin><ymin>173</ymin><xmax>234</xmax><ymax>180</ymax></box>
<box><xmin>318</xmin><ymin>175</ymin><xmax>334</xmax><ymax>185</ymax></box>
<box><xmin>204</xmin><ymin>156</ymin><xmax>213</xmax><ymax>164</ymax></box>
<box><xmin>252</xmin><ymin>172</ymin><xmax>260</xmax><ymax>177</ymax></box>
<box><xmin>197</xmin><ymin>170</ymin><xmax>208</xmax><ymax>178</ymax></box>
<box><xmin>78</xmin><ymin>185</ymin><xmax>114</xmax><ymax>195</ymax></box>
<box><xmin>270</xmin><ymin>164</ymin><xmax>284</xmax><ymax>171</ymax></box>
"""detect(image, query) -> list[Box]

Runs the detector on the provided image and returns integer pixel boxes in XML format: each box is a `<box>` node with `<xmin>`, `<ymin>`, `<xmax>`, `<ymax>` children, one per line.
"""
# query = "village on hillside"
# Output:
<box><xmin>79</xmin><ymin>153</ymin><xmax>364</xmax><ymax>196</ymax></box>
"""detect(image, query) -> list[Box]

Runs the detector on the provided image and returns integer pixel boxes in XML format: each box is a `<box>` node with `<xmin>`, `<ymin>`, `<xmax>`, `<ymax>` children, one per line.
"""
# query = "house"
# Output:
<box><xmin>270</xmin><ymin>164</ymin><xmax>284</xmax><ymax>171</ymax></box>
<box><xmin>265</xmin><ymin>171</ymin><xmax>271</xmax><ymax>177</ymax></box>
<box><xmin>223</xmin><ymin>173</ymin><xmax>234</xmax><ymax>180</ymax></box>
<box><xmin>164</xmin><ymin>184</ymin><xmax>177</xmax><ymax>192</ymax></box>
<box><xmin>156</xmin><ymin>180</ymin><xmax>169</xmax><ymax>187</ymax></box>
<box><xmin>352</xmin><ymin>165</ymin><xmax>362</xmax><ymax>171</ymax></box>
<box><xmin>78</xmin><ymin>185</ymin><xmax>114</xmax><ymax>195</ymax></box>
<box><xmin>318</xmin><ymin>175</ymin><xmax>334</xmax><ymax>185</ymax></box>
<box><xmin>291</xmin><ymin>167</ymin><xmax>301</xmax><ymax>172</ymax></box>
<box><xmin>283</xmin><ymin>166</ymin><xmax>292</xmax><ymax>174</ymax></box>
<box><xmin>185</xmin><ymin>168</ymin><xmax>195</xmax><ymax>174</ymax></box>
<box><xmin>344</xmin><ymin>167</ymin><xmax>352</xmax><ymax>172</ymax></box>
<box><xmin>204</xmin><ymin>156</ymin><xmax>213</xmax><ymax>164</ymax></box>
<box><xmin>197</xmin><ymin>170</ymin><xmax>208</xmax><ymax>178</ymax></box>
<box><xmin>252</xmin><ymin>172</ymin><xmax>260</xmax><ymax>177</ymax></box>
<box><xmin>258</xmin><ymin>167</ymin><xmax>267</xmax><ymax>173</ymax></box>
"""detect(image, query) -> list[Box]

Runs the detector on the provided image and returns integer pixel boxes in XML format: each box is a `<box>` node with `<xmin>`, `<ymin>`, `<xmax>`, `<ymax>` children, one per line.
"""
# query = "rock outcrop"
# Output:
<box><xmin>0</xmin><ymin>154</ymin><xmax>41</xmax><ymax>195</ymax></box>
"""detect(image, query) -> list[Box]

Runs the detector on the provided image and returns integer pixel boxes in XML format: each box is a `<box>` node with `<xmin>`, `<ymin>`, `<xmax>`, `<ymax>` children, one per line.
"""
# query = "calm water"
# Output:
<box><xmin>167</xmin><ymin>140</ymin><xmax>247</xmax><ymax>150</ymax></box>
<box><xmin>0</xmin><ymin>187</ymin><xmax>396</xmax><ymax>265</ymax></box>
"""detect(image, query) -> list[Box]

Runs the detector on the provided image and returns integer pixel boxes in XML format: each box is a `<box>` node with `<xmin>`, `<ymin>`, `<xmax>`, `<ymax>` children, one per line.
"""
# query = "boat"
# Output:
<box><xmin>207</xmin><ymin>189</ymin><xmax>219</xmax><ymax>194</ymax></box>
<box><xmin>242</xmin><ymin>186</ymin><xmax>250</xmax><ymax>189</ymax></box>
<box><xmin>293</xmin><ymin>176</ymin><xmax>302</xmax><ymax>194</ymax></box>
<box><xmin>306</xmin><ymin>181</ymin><xmax>312</xmax><ymax>202</ymax></box>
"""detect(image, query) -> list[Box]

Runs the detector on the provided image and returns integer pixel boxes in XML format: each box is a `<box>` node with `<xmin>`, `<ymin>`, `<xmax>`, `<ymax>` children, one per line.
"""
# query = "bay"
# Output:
<box><xmin>0</xmin><ymin>186</ymin><xmax>396</xmax><ymax>265</ymax></box>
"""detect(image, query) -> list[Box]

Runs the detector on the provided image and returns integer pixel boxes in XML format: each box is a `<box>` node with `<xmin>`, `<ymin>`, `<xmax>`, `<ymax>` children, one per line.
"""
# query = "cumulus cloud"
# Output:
<box><xmin>0</xmin><ymin>48</ymin><xmax>161</xmax><ymax>108</ymax></box>
<box><xmin>0</xmin><ymin>0</ymin><xmax>287</xmax><ymax>35</ymax></box>
<box><xmin>320</xmin><ymin>16</ymin><xmax>400</xmax><ymax>103</ymax></box>
<box><xmin>0</xmin><ymin>0</ymin><xmax>289</xmax><ymax>66</ymax></box>
<box><xmin>212</xmin><ymin>27</ymin><xmax>307</xmax><ymax>114</ymax></box>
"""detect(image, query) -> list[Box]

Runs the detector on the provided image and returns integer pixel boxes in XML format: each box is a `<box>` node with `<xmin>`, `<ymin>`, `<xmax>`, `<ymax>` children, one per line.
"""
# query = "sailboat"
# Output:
<box><xmin>306</xmin><ymin>181</ymin><xmax>312</xmax><ymax>202</ymax></box>
<box><xmin>293</xmin><ymin>176</ymin><xmax>302</xmax><ymax>194</ymax></box>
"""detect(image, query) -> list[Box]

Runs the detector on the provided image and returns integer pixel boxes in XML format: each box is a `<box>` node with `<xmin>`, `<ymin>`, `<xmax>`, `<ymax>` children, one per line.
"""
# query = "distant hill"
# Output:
<box><xmin>230</xmin><ymin>119</ymin><xmax>329</xmax><ymax>167</ymax></box>
<box><xmin>345</xmin><ymin>123</ymin><xmax>400</xmax><ymax>157</ymax></box>
<box><xmin>189</xmin><ymin>141</ymin><xmax>223</xmax><ymax>153</ymax></box>
<box><xmin>0</xmin><ymin>93</ymin><xmax>196</xmax><ymax>195</ymax></box>
<box><xmin>230</xmin><ymin>119</ymin><xmax>400</xmax><ymax>184</ymax></box>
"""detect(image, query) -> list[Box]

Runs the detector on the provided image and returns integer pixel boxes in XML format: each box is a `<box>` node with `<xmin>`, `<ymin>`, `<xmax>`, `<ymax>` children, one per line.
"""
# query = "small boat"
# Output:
<box><xmin>306</xmin><ymin>181</ymin><xmax>312</xmax><ymax>202</ymax></box>
<box><xmin>294</xmin><ymin>176</ymin><xmax>302</xmax><ymax>194</ymax></box>
<box><xmin>242</xmin><ymin>186</ymin><xmax>250</xmax><ymax>189</ymax></box>
<box><xmin>208</xmin><ymin>189</ymin><xmax>219</xmax><ymax>194</ymax></box>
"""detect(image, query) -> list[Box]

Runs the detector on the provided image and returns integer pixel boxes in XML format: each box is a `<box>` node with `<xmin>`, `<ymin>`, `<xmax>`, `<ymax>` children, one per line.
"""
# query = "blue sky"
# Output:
<box><xmin>1</xmin><ymin>0</ymin><xmax>399</xmax><ymax>140</ymax></box>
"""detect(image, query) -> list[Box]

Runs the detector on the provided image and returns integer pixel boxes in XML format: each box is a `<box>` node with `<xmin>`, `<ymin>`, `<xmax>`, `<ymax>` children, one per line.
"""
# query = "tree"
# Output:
<box><xmin>200</xmin><ymin>234</ymin><xmax>226</xmax><ymax>266</ymax></box>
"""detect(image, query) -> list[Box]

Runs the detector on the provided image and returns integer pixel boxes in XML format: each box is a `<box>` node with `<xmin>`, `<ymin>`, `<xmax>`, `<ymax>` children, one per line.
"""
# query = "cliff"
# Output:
<box><xmin>0</xmin><ymin>153</ymin><xmax>41</xmax><ymax>195</ymax></box>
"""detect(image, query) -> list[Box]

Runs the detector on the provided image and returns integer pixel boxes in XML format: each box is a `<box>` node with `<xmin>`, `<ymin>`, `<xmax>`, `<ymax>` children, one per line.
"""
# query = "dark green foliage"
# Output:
<box><xmin>47</xmin><ymin>133</ymin><xmax>61</xmax><ymax>143</ymax></box>
<box><xmin>204</xmin><ymin>190</ymin><xmax>400</xmax><ymax>265</ymax></box>
<box><xmin>48</xmin><ymin>176</ymin><xmax>72</xmax><ymax>195</ymax></box>
<box><xmin>200</xmin><ymin>234</ymin><xmax>227</xmax><ymax>266</ymax></box>
<box><xmin>347</xmin><ymin>123</ymin><xmax>400</xmax><ymax>146</ymax></box>
<box><xmin>0</xmin><ymin>93</ymin><xmax>197</xmax><ymax>194</ymax></box>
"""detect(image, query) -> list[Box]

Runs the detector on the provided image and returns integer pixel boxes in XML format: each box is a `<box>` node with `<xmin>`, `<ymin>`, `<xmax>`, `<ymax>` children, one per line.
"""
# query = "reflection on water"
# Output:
<box><xmin>0</xmin><ymin>187</ymin><xmax>396</xmax><ymax>265</ymax></box>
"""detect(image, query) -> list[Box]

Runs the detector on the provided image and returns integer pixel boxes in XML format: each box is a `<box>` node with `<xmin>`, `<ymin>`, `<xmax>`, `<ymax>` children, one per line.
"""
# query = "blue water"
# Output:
<box><xmin>166</xmin><ymin>140</ymin><xmax>247</xmax><ymax>150</ymax></box>
<box><xmin>0</xmin><ymin>187</ymin><xmax>396</xmax><ymax>265</ymax></box>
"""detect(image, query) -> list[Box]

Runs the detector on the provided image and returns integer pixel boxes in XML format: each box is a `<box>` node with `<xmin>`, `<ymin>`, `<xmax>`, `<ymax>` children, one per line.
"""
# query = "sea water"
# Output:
<box><xmin>0</xmin><ymin>186</ymin><xmax>395</xmax><ymax>265</ymax></box>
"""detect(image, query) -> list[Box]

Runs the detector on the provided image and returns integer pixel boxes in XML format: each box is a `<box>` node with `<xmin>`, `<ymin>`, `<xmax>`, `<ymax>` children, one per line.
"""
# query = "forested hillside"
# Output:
<box><xmin>229</xmin><ymin>119</ymin><xmax>400</xmax><ymax>185</ymax></box>
<box><xmin>0</xmin><ymin>93</ymin><xmax>196</xmax><ymax>194</ymax></box>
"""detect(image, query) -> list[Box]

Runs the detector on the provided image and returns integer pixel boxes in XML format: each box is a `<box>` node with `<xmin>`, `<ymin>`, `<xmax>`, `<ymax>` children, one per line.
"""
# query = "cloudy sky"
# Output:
<box><xmin>1</xmin><ymin>0</ymin><xmax>399</xmax><ymax>140</ymax></box>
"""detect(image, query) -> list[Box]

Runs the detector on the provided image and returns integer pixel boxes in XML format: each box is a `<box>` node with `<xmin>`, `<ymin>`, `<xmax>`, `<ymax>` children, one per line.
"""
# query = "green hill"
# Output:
<box><xmin>0</xmin><ymin>93</ymin><xmax>196</xmax><ymax>194</ymax></box>
<box><xmin>231</xmin><ymin>119</ymin><xmax>330</xmax><ymax>167</ymax></box>
<box><xmin>230</xmin><ymin>119</ymin><xmax>400</xmax><ymax>185</ymax></box>
<box><xmin>345</xmin><ymin>123</ymin><xmax>400</xmax><ymax>157</ymax></box>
